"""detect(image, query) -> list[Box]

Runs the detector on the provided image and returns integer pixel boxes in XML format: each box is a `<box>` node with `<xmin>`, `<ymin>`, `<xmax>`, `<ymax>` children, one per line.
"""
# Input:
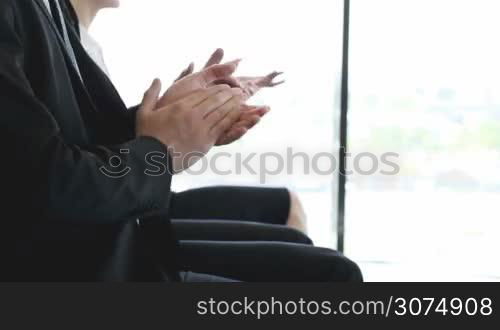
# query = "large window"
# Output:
<box><xmin>346</xmin><ymin>0</ymin><xmax>500</xmax><ymax>281</ymax></box>
<box><xmin>93</xmin><ymin>0</ymin><xmax>500</xmax><ymax>281</ymax></box>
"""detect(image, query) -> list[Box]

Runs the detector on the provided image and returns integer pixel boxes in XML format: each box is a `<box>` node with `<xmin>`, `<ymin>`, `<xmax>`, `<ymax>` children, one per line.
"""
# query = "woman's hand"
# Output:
<box><xmin>157</xmin><ymin>59</ymin><xmax>241</xmax><ymax>109</ymax></box>
<box><xmin>177</xmin><ymin>48</ymin><xmax>284</xmax><ymax>100</ymax></box>
<box><xmin>216</xmin><ymin>104</ymin><xmax>270</xmax><ymax>146</ymax></box>
<box><xmin>172</xmin><ymin>48</ymin><xmax>281</xmax><ymax>146</ymax></box>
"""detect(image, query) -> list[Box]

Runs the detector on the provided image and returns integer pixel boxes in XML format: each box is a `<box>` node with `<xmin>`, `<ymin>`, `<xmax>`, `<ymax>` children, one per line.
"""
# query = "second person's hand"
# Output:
<box><xmin>157</xmin><ymin>60</ymin><xmax>241</xmax><ymax>109</ymax></box>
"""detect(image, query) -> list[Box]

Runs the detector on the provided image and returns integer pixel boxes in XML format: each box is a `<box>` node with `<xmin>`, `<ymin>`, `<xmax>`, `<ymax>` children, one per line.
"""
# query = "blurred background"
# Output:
<box><xmin>92</xmin><ymin>0</ymin><xmax>500</xmax><ymax>281</ymax></box>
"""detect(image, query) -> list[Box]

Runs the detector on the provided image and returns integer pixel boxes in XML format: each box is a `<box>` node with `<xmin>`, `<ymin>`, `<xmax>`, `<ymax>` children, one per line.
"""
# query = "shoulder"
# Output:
<box><xmin>0</xmin><ymin>0</ymin><xmax>19</xmax><ymax>31</ymax></box>
<box><xmin>0</xmin><ymin>0</ymin><xmax>49</xmax><ymax>38</ymax></box>
<box><xmin>0</xmin><ymin>0</ymin><xmax>15</xmax><ymax>16</ymax></box>
<box><xmin>0</xmin><ymin>0</ymin><xmax>35</xmax><ymax>11</ymax></box>
<box><xmin>0</xmin><ymin>0</ymin><xmax>39</xmax><ymax>22</ymax></box>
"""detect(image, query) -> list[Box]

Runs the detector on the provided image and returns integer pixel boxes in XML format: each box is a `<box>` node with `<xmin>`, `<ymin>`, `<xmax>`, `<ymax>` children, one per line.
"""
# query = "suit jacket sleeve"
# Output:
<box><xmin>126</xmin><ymin>105</ymin><xmax>140</xmax><ymax>137</ymax></box>
<box><xmin>0</xmin><ymin>2</ymin><xmax>173</xmax><ymax>224</ymax></box>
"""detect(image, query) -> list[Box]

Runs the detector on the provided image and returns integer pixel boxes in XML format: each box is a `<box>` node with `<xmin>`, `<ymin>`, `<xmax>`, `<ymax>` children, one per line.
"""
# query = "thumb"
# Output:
<box><xmin>200</xmin><ymin>59</ymin><xmax>241</xmax><ymax>86</ymax></box>
<box><xmin>140</xmin><ymin>78</ymin><xmax>162</xmax><ymax>113</ymax></box>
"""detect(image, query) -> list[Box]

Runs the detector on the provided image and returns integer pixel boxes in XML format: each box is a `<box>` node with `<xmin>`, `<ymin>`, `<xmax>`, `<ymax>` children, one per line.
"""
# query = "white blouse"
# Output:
<box><xmin>79</xmin><ymin>25</ymin><xmax>110</xmax><ymax>77</ymax></box>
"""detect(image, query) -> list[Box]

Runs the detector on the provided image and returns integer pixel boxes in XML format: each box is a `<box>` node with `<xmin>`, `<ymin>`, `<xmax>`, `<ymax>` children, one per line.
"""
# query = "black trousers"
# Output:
<box><xmin>169</xmin><ymin>186</ymin><xmax>363</xmax><ymax>282</ymax></box>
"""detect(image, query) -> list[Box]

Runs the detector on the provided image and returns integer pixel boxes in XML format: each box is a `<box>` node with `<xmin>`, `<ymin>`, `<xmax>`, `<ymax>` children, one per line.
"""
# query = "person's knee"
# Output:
<box><xmin>325</xmin><ymin>252</ymin><xmax>363</xmax><ymax>282</ymax></box>
<box><xmin>283</xmin><ymin>226</ymin><xmax>314</xmax><ymax>245</ymax></box>
<box><xmin>286</xmin><ymin>190</ymin><xmax>308</xmax><ymax>233</ymax></box>
<box><xmin>342</xmin><ymin>258</ymin><xmax>363</xmax><ymax>282</ymax></box>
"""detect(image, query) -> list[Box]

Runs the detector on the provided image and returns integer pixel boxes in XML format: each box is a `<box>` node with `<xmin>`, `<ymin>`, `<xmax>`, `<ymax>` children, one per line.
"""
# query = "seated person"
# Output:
<box><xmin>0</xmin><ymin>0</ymin><xmax>362</xmax><ymax>282</ymax></box>
<box><xmin>74</xmin><ymin>0</ymin><xmax>307</xmax><ymax>236</ymax></box>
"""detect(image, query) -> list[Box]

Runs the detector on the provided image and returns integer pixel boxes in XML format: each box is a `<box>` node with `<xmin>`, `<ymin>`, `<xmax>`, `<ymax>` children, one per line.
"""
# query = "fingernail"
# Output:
<box><xmin>150</xmin><ymin>78</ymin><xmax>162</xmax><ymax>93</ymax></box>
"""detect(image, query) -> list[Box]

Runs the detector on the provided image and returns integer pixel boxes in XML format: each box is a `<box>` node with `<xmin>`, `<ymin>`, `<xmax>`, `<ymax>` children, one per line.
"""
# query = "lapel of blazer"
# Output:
<box><xmin>32</xmin><ymin>0</ymin><xmax>79</xmax><ymax>76</ymax></box>
<box><xmin>32</xmin><ymin>0</ymin><xmax>97</xmax><ymax>108</ymax></box>
<box><xmin>69</xmin><ymin>26</ymin><xmax>130</xmax><ymax>114</ymax></box>
<box><xmin>50</xmin><ymin>0</ymin><xmax>127</xmax><ymax>113</ymax></box>
<box><xmin>32</xmin><ymin>0</ymin><xmax>132</xmax><ymax>144</ymax></box>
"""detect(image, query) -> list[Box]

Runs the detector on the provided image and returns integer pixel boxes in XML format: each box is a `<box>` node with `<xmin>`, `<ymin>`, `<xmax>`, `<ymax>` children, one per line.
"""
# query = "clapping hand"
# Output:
<box><xmin>174</xmin><ymin>49</ymin><xmax>283</xmax><ymax>145</ymax></box>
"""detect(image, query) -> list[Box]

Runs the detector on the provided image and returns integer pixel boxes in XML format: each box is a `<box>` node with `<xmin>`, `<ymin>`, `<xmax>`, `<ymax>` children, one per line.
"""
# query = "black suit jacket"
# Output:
<box><xmin>0</xmin><ymin>0</ymin><xmax>178</xmax><ymax>281</ymax></box>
